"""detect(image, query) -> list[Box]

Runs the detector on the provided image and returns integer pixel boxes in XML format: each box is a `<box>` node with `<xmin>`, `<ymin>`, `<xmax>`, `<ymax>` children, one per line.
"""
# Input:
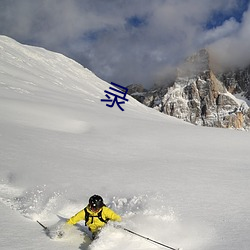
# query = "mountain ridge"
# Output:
<box><xmin>128</xmin><ymin>49</ymin><xmax>250</xmax><ymax>130</ymax></box>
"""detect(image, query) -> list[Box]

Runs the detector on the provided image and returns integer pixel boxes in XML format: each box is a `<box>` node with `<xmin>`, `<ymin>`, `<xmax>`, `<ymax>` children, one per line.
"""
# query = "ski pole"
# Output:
<box><xmin>37</xmin><ymin>220</ymin><xmax>48</xmax><ymax>231</ymax></box>
<box><xmin>122</xmin><ymin>227</ymin><xmax>180</xmax><ymax>250</ymax></box>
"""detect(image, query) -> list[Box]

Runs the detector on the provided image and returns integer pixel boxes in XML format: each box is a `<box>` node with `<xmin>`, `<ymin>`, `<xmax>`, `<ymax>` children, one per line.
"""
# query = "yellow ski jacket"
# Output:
<box><xmin>67</xmin><ymin>206</ymin><xmax>121</xmax><ymax>233</ymax></box>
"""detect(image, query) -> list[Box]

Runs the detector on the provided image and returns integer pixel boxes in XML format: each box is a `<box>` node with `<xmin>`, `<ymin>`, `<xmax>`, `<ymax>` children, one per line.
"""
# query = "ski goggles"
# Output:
<box><xmin>89</xmin><ymin>204</ymin><xmax>101</xmax><ymax>212</ymax></box>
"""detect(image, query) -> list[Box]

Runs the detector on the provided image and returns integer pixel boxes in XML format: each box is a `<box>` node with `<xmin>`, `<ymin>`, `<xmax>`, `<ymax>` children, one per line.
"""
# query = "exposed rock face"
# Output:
<box><xmin>217</xmin><ymin>66</ymin><xmax>250</xmax><ymax>99</ymax></box>
<box><xmin>128</xmin><ymin>49</ymin><xmax>250</xmax><ymax>130</ymax></box>
<box><xmin>126</xmin><ymin>84</ymin><xmax>147</xmax><ymax>103</ymax></box>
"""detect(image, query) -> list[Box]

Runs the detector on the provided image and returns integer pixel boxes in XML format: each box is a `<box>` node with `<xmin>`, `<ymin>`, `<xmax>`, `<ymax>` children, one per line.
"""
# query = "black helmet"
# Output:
<box><xmin>89</xmin><ymin>195</ymin><xmax>104</xmax><ymax>210</ymax></box>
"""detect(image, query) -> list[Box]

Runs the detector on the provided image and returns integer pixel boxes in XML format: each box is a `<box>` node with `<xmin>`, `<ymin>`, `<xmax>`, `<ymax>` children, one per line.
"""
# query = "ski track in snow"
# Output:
<box><xmin>0</xmin><ymin>99</ymin><xmax>91</xmax><ymax>134</ymax></box>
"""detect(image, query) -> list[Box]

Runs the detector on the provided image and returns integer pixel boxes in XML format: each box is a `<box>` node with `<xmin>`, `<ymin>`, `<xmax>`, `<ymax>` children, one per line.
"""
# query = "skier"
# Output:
<box><xmin>66</xmin><ymin>194</ymin><xmax>122</xmax><ymax>239</ymax></box>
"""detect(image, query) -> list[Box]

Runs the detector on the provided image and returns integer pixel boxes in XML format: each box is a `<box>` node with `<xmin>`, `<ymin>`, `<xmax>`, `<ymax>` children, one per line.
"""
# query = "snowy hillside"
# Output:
<box><xmin>0</xmin><ymin>36</ymin><xmax>250</xmax><ymax>250</ymax></box>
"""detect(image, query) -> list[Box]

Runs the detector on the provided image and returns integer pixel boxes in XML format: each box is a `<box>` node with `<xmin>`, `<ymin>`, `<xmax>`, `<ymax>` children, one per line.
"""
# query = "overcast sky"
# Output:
<box><xmin>0</xmin><ymin>0</ymin><xmax>249</xmax><ymax>87</ymax></box>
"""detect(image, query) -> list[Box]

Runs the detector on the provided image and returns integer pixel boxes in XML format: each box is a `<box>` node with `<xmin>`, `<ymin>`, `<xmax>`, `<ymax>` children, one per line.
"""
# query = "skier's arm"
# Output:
<box><xmin>104</xmin><ymin>207</ymin><xmax>122</xmax><ymax>222</ymax></box>
<box><xmin>67</xmin><ymin>209</ymin><xmax>85</xmax><ymax>225</ymax></box>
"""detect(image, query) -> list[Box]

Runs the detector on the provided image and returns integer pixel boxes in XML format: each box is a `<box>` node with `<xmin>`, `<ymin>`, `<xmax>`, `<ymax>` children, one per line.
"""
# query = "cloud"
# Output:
<box><xmin>0</xmin><ymin>0</ymin><xmax>249</xmax><ymax>87</ymax></box>
<box><xmin>200</xmin><ymin>18</ymin><xmax>240</xmax><ymax>45</ymax></box>
<box><xmin>209</xmin><ymin>4</ymin><xmax>250</xmax><ymax>69</ymax></box>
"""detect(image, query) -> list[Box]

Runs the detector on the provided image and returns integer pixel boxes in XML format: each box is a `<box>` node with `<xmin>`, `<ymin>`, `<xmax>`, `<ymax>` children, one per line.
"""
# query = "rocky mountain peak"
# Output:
<box><xmin>128</xmin><ymin>49</ymin><xmax>250</xmax><ymax>130</ymax></box>
<box><xmin>177</xmin><ymin>49</ymin><xmax>210</xmax><ymax>78</ymax></box>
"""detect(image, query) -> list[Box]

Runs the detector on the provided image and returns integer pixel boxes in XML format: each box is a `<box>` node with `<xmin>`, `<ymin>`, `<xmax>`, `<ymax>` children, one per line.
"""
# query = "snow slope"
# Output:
<box><xmin>0</xmin><ymin>35</ymin><xmax>250</xmax><ymax>250</ymax></box>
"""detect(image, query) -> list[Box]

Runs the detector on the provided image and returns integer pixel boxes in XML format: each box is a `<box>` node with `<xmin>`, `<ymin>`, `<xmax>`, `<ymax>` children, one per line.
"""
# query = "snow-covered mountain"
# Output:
<box><xmin>128</xmin><ymin>49</ymin><xmax>250</xmax><ymax>130</ymax></box>
<box><xmin>0</xmin><ymin>36</ymin><xmax>250</xmax><ymax>250</ymax></box>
